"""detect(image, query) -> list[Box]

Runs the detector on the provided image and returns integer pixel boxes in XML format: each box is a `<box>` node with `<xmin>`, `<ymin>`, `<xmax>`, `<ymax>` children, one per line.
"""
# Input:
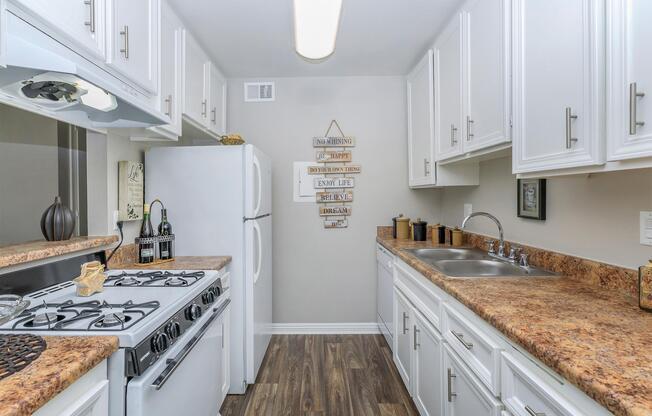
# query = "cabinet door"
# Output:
<box><xmin>407</xmin><ymin>50</ymin><xmax>435</xmax><ymax>187</ymax></box>
<box><xmin>393</xmin><ymin>288</ymin><xmax>413</xmax><ymax>389</ymax></box>
<box><xmin>463</xmin><ymin>0</ymin><xmax>511</xmax><ymax>153</ymax></box>
<box><xmin>607</xmin><ymin>0</ymin><xmax>652</xmax><ymax>161</ymax></box>
<box><xmin>208</xmin><ymin>63</ymin><xmax>227</xmax><ymax>136</ymax></box>
<box><xmin>219</xmin><ymin>303</ymin><xmax>231</xmax><ymax>403</ymax></box>
<box><xmin>435</xmin><ymin>14</ymin><xmax>464</xmax><ymax>162</ymax></box>
<box><xmin>183</xmin><ymin>30</ymin><xmax>210</xmax><ymax>127</ymax></box>
<box><xmin>444</xmin><ymin>345</ymin><xmax>502</xmax><ymax>416</ymax></box>
<box><xmin>14</xmin><ymin>0</ymin><xmax>105</xmax><ymax>60</ymax></box>
<box><xmin>413</xmin><ymin>311</ymin><xmax>444</xmax><ymax>416</ymax></box>
<box><xmin>157</xmin><ymin>1</ymin><xmax>182</xmax><ymax>136</ymax></box>
<box><xmin>512</xmin><ymin>0</ymin><xmax>605</xmax><ymax>174</ymax></box>
<box><xmin>0</xmin><ymin>2</ymin><xmax>6</xmax><ymax>67</ymax></box>
<box><xmin>107</xmin><ymin>0</ymin><xmax>158</xmax><ymax>94</ymax></box>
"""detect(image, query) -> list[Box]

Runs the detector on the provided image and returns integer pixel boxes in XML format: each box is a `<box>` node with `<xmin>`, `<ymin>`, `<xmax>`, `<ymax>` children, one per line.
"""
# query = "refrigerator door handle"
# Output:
<box><xmin>243</xmin><ymin>213</ymin><xmax>271</xmax><ymax>222</ymax></box>
<box><xmin>253</xmin><ymin>155</ymin><xmax>262</xmax><ymax>217</ymax></box>
<box><xmin>252</xmin><ymin>220</ymin><xmax>263</xmax><ymax>284</ymax></box>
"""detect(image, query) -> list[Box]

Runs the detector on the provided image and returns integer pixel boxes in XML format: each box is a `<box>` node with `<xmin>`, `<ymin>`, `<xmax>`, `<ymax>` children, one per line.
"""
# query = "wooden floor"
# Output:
<box><xmin>220</xmin><ymin>334</ymin><xmax>418</xmax><ymax>416</ymax></box>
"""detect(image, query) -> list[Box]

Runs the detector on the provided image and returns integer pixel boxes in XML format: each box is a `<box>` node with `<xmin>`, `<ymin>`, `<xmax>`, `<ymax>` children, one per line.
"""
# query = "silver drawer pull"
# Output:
<box><xmin>466</xmin><ymin>116</ymin><xmax>474</xmax><ymax>141</ymax></box>
<box><xmin>451</xmin><ymin>124</ymin><xmax>458</xmax><ymax>145</ymax></box>
<box><xmin>211</xmin><ymin>107</ymin><xmax>217</xmax><ymax>123</ymax></box>
<box><xmin>630</xmin><ymin>82</ymin><xmax>645</xmax><ymax>135</ymax></box>
<box><xmin>447</xmin><ymin>368</ymin><xmax>457</xmax><ymax>402</ymax></box>
<box><xmin>402</xmin><ymin>312</ymin><xmax>409</xmax><ymax>334</ymax></box>
<box><xmin>565</xmin><ymin>107</ymin><xmax>578</xmax><ymax>149</ymax></box>
<box><xmin>120</xmin><ymin>25</ymin><xmax>129</xmax><ymax>59</ymax></box>
<box><xmin>413</xmin><ymin>325</ymin><xmax>420</xmax><ymax>350</ymax></box>
<box><xmin>525</xmin><ymin>405</ymin><xmax>546</xmax><ymax>416</ymax></box>
<box><xmin>164</xmin><ymin>95</ymin><xmax>172</xmax><ymax>116</ymax></box>
<box><xmin>84</xmin><ymin>0</ymin><xmax>96</xmax><ymax>33</ymax></box>
<box><xmin>201</xmin><ymin>100</ymin><xmax>207</xmax><ymax>117</ymax></box>
<box><xmin>450</xmin><ymin>330</ymin><xmax>473</xmax><ymax>350</ymax></box>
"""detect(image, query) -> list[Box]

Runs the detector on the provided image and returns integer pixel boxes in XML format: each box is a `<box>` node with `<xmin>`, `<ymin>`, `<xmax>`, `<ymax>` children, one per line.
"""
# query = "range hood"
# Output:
<box><xmin>0</xmin><ymin>12</ymin><xmax>167</xmax><ymax>129</ymax></box>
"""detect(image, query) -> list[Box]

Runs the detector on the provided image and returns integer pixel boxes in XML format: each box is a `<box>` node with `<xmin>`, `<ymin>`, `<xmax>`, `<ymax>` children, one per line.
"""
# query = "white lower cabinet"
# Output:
<box><xmin>413</xmin><ymin>310</ymin><xmax>444</xmax><ymax>416</ymax></box>
<box><xmin>444</xmin><ymin>344</ymin><xmax>503</xmax><ymax>416</ymax></box>
<box><xmin>218</xmin><ymin>302</ymin><xmax>231</xmax><ymax>404</ymax></box>
<box><xmin>393</xmin><ymin>287</ymin><xmax>413</xmax><ymax>389</ymax></box>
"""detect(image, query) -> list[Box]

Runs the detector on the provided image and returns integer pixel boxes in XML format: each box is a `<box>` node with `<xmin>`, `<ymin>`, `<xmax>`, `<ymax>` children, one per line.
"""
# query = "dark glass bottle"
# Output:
<box><xmin>138</xmin><ymin>203</ymin><xmax>155</xmax><ymax>264</ymax></box>
<box><xmin>158</xmin><ymin>209</ymin><xmax>173</xmax><ymax>260</ymax></box>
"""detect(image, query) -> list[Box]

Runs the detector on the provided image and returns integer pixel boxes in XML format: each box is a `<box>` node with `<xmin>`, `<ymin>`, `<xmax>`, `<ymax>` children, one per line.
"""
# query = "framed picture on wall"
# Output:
<box><xmin>517</xmin><ymin>178</ymin><xmax>546</xmax><ymax>220</ymax></box>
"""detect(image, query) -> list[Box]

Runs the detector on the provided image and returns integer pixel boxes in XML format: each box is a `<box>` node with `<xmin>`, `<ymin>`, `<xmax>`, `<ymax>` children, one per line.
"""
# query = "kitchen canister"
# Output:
<box><xmin>639</xmin><ymin>259</ymin><xmax>652</xmax><ymax>312</ymax></box>
<box><xmin>452</xmin><ymin>227</ymin><xmax>463</xmax><ymax>247</ymax></box>
<box><xmin>413</xmin><ymin>218</ymin><xmax>428</xmax><ymax>241</ymax></box>
<box><xmin>392</xmin><ymin>214</ymin><xmax>404</xmax><ymax>239</ymax></box>
<box><xmin>396</xmin><ymin>216</ymin><xmax>410</xmax><ymax>240</ymax></box>
<box><xmin>40</xmin><ymin>196</ymin><xmax>76</xmax><ymax>241</ymax></box>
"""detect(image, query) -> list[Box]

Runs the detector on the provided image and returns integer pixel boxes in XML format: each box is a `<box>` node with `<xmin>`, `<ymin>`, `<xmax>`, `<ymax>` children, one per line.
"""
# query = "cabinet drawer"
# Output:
<box><xmin>442</xmin><ymin>303</ymin><xmax>502</xmax><ymax>395</ymax></box>
<box><xmin>501</xmin><ymin>352</ymin><xmax>609</xmax><ymax>416</ymax></box>
<box><xmin>394</xmin><ymin>261</ymin><xmax>443</xmax><ymax>330</ymax></box>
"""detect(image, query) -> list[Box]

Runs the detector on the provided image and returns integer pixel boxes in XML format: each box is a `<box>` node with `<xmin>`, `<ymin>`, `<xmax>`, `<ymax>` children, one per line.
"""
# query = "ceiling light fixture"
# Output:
<box><xmin>293</xmin><ymin>0</ymin><xmax>343</xmax><ymax>61</ymax></box>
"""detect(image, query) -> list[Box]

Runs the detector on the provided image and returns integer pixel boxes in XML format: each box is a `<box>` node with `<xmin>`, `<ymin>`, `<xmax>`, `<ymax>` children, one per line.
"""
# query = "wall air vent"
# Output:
<box><xmin>244</xmin><ymin>82</ymin><xmax>275</xmax><ymax>102</ymax></box>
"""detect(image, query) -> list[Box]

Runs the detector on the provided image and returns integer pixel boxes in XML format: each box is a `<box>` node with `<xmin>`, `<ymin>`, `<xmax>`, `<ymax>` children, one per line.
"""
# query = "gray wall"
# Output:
<box><xmin>0</xmin><ymin>104</ymin><xmax>59</xmax><ymax>244</ymax></box>
<box><xmin>228</xmin><ymin>76</ymin><xmax>441</xmax><ymax>324</ymax></box>
<box><xmin>439</xmin><ymin>157</ymin><xmax>652</xmax><ymax>269</ymax></box>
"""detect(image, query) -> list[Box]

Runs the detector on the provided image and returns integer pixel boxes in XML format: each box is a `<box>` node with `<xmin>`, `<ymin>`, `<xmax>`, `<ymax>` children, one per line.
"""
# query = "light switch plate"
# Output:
<box><xmin>641</xmin><ymin>211</ymin><xmax>652</xmax><ymax>246</ymax></box>
<box><xmin>464</xmin><ymin>203</ymin><xmax>473</xmax><ymax>218</ymax></box>
<box><xmin>112</xmin><ymin>210</ymin><xmax>120</xmax><ymax>231</ymax></box>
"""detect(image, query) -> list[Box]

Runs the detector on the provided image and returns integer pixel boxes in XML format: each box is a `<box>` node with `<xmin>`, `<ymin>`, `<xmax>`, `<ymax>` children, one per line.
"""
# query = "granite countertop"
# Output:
<box><xmin>377</xmin><ymin>236</ymin><xmax>652</xmax><ymax>416</ymax></box>
<box><xmin>0</xmin><ymin>236</ymin><xmax>118</xmax><ymax>269</ymax></box>
<box><xmin>0</xmin><ymin>336</ymin><xmax>118</xmax><ymax>416</ymax></box>
<box><xmin>112</xmin><ymin>256</ymin><xmax>231</xmax><ymax>271</ymax></box>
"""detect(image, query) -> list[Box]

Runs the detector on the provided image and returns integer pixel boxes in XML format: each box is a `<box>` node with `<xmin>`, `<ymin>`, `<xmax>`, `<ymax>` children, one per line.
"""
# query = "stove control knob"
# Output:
<box><xmin>185</xmin><ymin>304</ymin><xmax>202</xmax><ymax>321</ymax></box>
<box><xmin>202</xmin><ymin>289</ymin><xmax>216</xmax><ymax>305</ymax></box>
<box><xmin>165</xmin><ymin>321</ymin><xmax>182</xmax><ymax>339</ymax></box>
<box><xmin>151</xmin><ymin>333</ymin><xmax>170</xmax><ymax>354</ymax></box>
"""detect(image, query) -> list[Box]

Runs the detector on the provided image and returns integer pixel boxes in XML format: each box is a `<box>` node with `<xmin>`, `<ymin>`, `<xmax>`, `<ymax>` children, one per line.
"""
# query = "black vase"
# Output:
<box><xmin>40</xmin><ymin>196</ymin><xmax>76</xmax><ymax>241</ymax></box>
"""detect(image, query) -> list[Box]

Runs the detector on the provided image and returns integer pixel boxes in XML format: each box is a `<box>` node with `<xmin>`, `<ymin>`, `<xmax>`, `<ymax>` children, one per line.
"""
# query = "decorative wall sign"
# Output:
<box><xmin>320</xmin><ymin>206</ymin><xmax>352</xmax><ymax>216</ymax></box>
<box><xmin>324</xmin><ymin>219</ymin><xmax>348</xmax><ymax>228</ymax></box>
<box><xmin>316</xmin><ymin>150</ymin><xmax>352</xmax><ymax>163</ymax></box>
<box><xmin>313</xmin><ymin>136</ymin><xmax>355</xmax><ymax>147</ymax></box>
<box><xmin>517</xmin><ymin>178</ymin><xmax>546</xmax><ymax>220</ymax></box>
<box><xmin>317</xmin><ymin>191</ymin><xmax>354</xmax><ymax>203</ymax></box>
<box><xmin>118</xmin><ymin>161</ymin><xmax>144</xmax><ymax>221</ymax></box>
<box><xmin>314</xmin><ymin>177</ymin><xmax>355</xmax><ymax>189</ymax></box>
<box><xmin>307</xmin><ymin>165</ymin><xmax>361</xmax><ymax>175</ymax></box>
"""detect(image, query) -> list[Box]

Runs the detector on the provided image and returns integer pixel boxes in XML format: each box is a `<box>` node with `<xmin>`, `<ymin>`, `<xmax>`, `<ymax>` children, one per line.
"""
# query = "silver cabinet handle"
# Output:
<box><xmin>402</xmin><ymin>312</ymin><xmax>409</xmax><ymax>334</ymax></box>
<box><xmin>565</xmin><ymin>107</ymin><xmax>578</xmax><ymax>149</ymax></box>
<box><xmin>630</xmin><ymin>82</ymin><xmax>645</xmax><ymax>135</ymax></box>
<box><xmin>450</xmin><ymin>330</ymin><xmax>473</xmax><ymax>350</ymax></box>
<box><xmin>525</xmin><ymin>405</ymin><xmax>546</xmax><ymax>416</ymax></box>
<box><xmin>120</xmin><ymin>25</ymin><xmax>129</xmax><ymax>59</ymax></box>
<box><xmin>413</xmin><ymin>325</ymin><xmax>420</xmax><ymax>350</ymax></box>
<box><xmin>423</xmin><ymin>158</ymin><xmax>430</xmax><ymax>176</ymax></box>
<box><xmin>164</xmin><ymin>95</ymin><xmax>172</xmax><ymax>116</ymax></box>
<box><xmin>201</xmin><ymin>100</ymin><xmax>207</xmax><ymax>117</ymax></box>
<box><xmin>211</xmin><ymin>107</ymin><xmax>217</xmax><ymax>123</ymax></box>
<box><xmin>450</xmin><ymin>124</ymin><xmax>458</xmax><ymax>146</ymax></box>
<box><xmin>447</xmin><ymin>368</ymin><xmax>457</xmax><ymax>402</ymax></box>
<box><xmin>466</xmin><ymin>116</ymin><xmax>474</xmax><ymax>141</ymax></box>
<box><xmin>84</xmin><ymin>0</ymin><xmax>96</xmax><ymax>33</ymax></box>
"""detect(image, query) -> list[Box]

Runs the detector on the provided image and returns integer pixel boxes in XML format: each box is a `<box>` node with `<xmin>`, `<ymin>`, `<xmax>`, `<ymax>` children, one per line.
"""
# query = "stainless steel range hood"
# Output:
<box><xmin>0</xmin><ymin>12</ymin><xmax>167</xmax><ymax>129</ymax></box>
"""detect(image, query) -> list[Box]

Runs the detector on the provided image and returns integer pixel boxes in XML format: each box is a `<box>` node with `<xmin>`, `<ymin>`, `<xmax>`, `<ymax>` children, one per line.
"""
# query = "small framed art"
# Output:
<box><xmin>517</xmin><ymin>178</ymin><xmax>546</xmax><ymax>220</ymax></box>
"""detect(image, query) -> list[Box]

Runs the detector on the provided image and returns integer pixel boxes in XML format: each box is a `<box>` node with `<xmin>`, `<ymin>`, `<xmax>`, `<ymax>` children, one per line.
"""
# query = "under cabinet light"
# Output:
<box><xmin>293</xmin><ymin>0</ymin><xmax>343</xmax><ymax>61</ymax></box>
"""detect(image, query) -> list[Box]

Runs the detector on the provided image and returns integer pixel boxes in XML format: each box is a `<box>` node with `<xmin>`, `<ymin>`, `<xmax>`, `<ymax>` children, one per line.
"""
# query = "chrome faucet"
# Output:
<box><xmin>461</xmin><ymin>212</ymin><xmax>506</xmax><ymax>258</ymax></box>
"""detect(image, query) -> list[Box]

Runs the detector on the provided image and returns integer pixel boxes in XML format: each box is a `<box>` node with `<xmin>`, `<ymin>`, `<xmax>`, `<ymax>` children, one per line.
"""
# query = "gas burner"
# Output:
<box><xmin>164</xmin><ymin>277</ymin><xmax>189</xmax><ymax>287</ymax></box>
<box><xmin>105</xmin><ymin>270</ymin><xmax>205</xmax><ymax>288</ymax></box>
<box><xmin>115</xmin><ymin>277</ymin><xmax>140</xmax><ymax>286</ymax></box>
<box><xmin>95</xmin><ymin>312</ymin><xmax>130</xmax><ymax>328</ymax></box>
<box><xmin>30</xmin><ymin>312</ymin><xmax>63</xmax><ymax>327</ymax></box>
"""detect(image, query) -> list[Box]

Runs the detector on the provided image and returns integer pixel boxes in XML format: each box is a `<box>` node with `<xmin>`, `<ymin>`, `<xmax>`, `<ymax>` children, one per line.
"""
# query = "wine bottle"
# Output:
<box><xmin>139</xmin><ymin>203</ymin><xmax>155</xmax><ymax>263</ymax></box>
<box><xmin>158</xmin><ymin>208</ymin><xmax>173</xmax><ymax>260</ymax></box>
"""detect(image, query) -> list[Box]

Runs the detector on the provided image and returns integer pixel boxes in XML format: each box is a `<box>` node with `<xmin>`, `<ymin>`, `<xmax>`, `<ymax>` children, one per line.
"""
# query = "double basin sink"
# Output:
<box><xmin>406</xmin><ymin>248</ymin><xmax>555</xmax><ymax>278</ymax></box>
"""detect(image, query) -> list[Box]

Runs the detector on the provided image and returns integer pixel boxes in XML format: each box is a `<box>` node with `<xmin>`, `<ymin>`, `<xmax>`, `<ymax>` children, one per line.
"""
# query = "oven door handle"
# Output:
<box><xmin>151</xmin><ymin>299</ymin><xmax>231</xmax><ymax>391</ymax></box>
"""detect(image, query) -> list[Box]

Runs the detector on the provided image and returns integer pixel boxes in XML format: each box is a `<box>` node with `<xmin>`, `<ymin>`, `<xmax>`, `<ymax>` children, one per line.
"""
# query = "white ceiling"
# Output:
<box><xmin>168</xmin><ymin>0</ymin><xmax>463</xmax><ymax>78</ymax></box>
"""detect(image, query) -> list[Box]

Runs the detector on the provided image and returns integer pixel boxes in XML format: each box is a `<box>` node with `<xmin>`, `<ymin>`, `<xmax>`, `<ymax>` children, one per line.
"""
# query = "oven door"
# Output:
<box><xmin>126</xmin><ymin>299</ymin><xmax>230</xmax><ymax>416</ymax></box>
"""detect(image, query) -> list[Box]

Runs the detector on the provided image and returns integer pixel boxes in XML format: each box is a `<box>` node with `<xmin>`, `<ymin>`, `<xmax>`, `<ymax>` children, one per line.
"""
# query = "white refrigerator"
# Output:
<box><xmin>145</xmin><ymin>144</ymin><xmax>272</xmax><ymax>394</ymax></box>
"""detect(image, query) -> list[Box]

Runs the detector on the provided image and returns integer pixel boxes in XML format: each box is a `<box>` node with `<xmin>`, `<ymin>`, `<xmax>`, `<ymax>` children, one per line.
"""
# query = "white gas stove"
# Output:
<box><xmin>0</xmin><ymin>255</ymin><xmax>231</xmax><ymax>416</ymax></box>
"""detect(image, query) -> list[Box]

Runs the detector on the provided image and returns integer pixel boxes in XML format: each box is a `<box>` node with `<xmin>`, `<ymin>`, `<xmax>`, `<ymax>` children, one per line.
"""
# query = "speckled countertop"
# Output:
<box><xmin>112</xmin><ymin>255</ymin><xmax>231</xmax><ymax>271</ymax></box>
<box><xmin>0</xmin><ymin>336</ymin><xmax>118</xmax><ymax>416</ymax></box>
<box><xmin>377</xmin><ymin>236</ymin><xmax>652</xmax><ymax>416</ymax></box>
<box><xmin>0</xmin><ymin>236</ymin><xmax>118</xmax><ymax>269</ymax></box>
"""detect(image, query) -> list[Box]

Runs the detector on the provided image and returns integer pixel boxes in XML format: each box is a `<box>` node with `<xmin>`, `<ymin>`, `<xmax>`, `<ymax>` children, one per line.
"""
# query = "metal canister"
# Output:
<box><xmin>413</xmin><ymin>218</ymin><xmax>428</xmax><ymax>241</ymax></box>
<box><xmin>396</xmin><ymin>216</ymin><xmax>410</xmax><ymax>240</ymax></box>
<box><xmin>392</xmin><ymin>214</ymin><xmax>404</xmax><ymax>239</ymax></box>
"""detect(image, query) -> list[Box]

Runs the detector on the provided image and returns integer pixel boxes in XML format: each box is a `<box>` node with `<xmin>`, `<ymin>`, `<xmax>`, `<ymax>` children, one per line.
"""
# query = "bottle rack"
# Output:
<box><xmin>134</xmin><ymin>234</ymin><xmax>176</xmax><ymax>266</ymax></box>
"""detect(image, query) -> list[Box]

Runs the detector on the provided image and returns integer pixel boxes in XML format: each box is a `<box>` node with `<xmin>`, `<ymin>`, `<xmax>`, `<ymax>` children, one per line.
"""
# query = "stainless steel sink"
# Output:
<box><xmin>406</xmin><ymin>248</ymin><xmax>555</xmax><ymax>278</ymax></box>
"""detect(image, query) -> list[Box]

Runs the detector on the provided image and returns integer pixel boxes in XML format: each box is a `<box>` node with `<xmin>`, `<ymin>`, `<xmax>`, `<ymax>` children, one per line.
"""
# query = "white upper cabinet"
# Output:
<box><xmin>462</xmin><ymin>0</ymin><xmax>511</xmax><ymax>153</ymax></box>
<box><xmin>155</xmin><ymin>0</ymin><xmax>182</xmax><ymax>137</ymax></box>
<box><xmin>434</xmin><ymin>14</ymin><xmax>463</xmax><ymax>161</ymax></box>
<box><xmin>407</xmin><ymin>50</ymin><xmax>435</xmax><ymax>187</ymax></box>
<box><xmin>512</xmin><ymin>0</ymin><xmax>605</xmax><ymax>174</ymax></box>
<box><xmin>182</xmin><ymin>29</ymin><xmax>210</xmax><ymax>128</ymax></box>
<box><xmin>107</xmin><ymin>0</ymin><xmax>158</xmax><ymax>94</ymax></box>
<box><xmin>13</xmin><ymin>0</ymin><xmax>106</xmax><ymax>60</ymax></box>
<box><xmin>207</xmin><ymin>62</ymin><xmax>227</xmax><ymax>136</ymax></box>
<box><xmin>0</xmin><ymin>1</ymin><xmax>6</xmax><ymax>67</ymax></box>
<box><xmin>607</xmin><ymin>0</ymin><xmax>652</xmax><ymax>161</ymax></box>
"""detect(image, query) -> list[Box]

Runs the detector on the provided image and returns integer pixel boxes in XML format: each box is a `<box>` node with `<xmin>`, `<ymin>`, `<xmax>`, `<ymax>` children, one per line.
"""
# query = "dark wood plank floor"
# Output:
<box><xmin>220</xmin><ymin>335</ymin><xmax>419</xmax><ymax>416</ymax></box>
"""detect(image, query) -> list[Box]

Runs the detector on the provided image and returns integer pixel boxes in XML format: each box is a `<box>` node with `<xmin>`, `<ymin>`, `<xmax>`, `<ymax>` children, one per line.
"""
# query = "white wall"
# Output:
<box><xmin>228</xmin><ymin>76</ymin><xmax>440</xmax><ymax>324</ymax></box>
<box><xmin>440</xmin><ymin>156</ymin><xmax>652</xmax><ymax>269</ymax></box>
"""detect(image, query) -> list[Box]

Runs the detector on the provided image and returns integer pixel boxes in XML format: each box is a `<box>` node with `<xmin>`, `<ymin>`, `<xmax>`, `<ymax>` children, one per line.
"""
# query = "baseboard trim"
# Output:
<box><xmin>270</xmin><ymin>322</ymin><xmax>381</xmax><ymax>335</ymax></box>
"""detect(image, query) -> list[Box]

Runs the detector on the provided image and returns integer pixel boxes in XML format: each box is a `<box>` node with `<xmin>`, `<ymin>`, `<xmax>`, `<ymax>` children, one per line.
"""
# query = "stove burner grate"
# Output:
<box><xmin>105</xmin><ymin>270</ymin><xmax>205</xmax><ymax>287</ymax></box>
<box><xmin>0</xmin><ymin>334</ymin><xmax>46</xmax><ymax>380</ymax></box>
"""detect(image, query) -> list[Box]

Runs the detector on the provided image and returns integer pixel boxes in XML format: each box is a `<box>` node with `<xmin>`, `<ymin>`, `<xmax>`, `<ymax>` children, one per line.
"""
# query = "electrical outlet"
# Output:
<box><xmin>641</xmin><ymin>211</ymin><xmax>652</xmax><ymax>246</ymax></box>
<box><xmin>113</xmin><ymin>210</ymin><xmax>120</xmax><ymax>231</ymax></box>
<box><xmin>464</xmin><ymin>203</ymin><xmax>473</xmax><ymax>218</ymax></box>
